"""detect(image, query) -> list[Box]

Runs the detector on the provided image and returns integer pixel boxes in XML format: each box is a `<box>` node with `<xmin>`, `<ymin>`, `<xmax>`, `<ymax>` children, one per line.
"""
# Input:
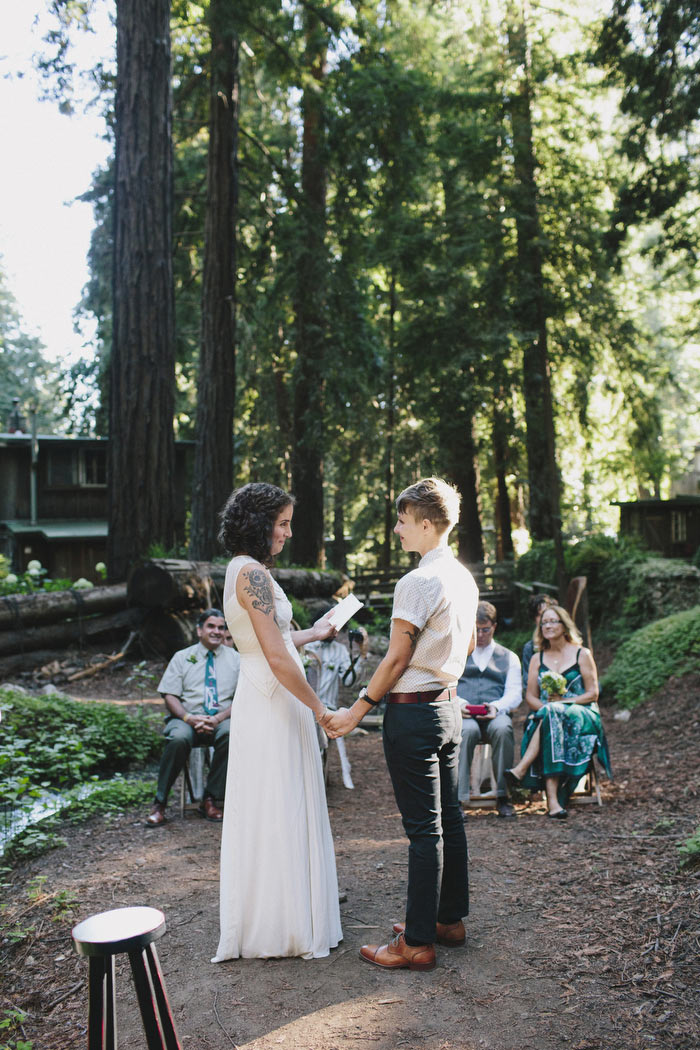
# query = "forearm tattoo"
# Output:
<box><xmin>243</xmin><ymin>568</ymin><xmax>277</xmax><ymax>621</ymax></box>
<box><xmin>403</xmin><ymin>626</ymin><xmax>420</xmax><ymax>656</ymax></box>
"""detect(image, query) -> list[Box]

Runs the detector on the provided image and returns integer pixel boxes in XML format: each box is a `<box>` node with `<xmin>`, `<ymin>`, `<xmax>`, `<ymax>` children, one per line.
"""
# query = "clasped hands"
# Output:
<box><xmin>188</xmin><ymin>714</ymin><xmax>219</xmax><ymax>735</ymax></box>
<box><xmin>317</xmin><ymin>706</ymin><xmax>357</xmax><ymax>739</ymax></box>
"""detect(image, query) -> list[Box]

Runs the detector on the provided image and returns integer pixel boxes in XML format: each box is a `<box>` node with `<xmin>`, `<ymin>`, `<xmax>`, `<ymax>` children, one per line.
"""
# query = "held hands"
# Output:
<box><xmin>324</xmin><ymin>707</ymin><xmax>357</xmax><ymax>739</ymax></box>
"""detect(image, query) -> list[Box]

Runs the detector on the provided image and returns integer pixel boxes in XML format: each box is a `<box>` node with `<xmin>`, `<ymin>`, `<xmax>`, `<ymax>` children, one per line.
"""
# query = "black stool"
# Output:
<box><xmin>72</xmin><ymin>906</ymin><xmax>182</xmax><ymax>1050</ymax></box>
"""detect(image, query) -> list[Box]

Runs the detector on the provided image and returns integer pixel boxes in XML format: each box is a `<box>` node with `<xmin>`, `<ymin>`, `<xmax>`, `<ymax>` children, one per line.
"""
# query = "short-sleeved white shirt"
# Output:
<box><xmin>391</xmin><ymin>546</ymin><xmax>479</xmax><ymax>692</ymax></box>
<box><xmin>157</xmin><ymin>642</ymin><xmax>240</xmax><ymax>716</ymax></box>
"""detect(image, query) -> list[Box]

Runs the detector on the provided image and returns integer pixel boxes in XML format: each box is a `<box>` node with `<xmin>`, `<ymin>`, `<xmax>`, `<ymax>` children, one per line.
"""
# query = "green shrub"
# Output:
<box><xmin>0</xmin><ymin>689</ymin><xmax>161</xmax><ymax>802</ymax></box>
<box><xmin>515</xmin><ymin>534</ymin><xmax>699</xmax><ymax>638</ymax></box>
<box><xmin>601</xmin><ymin>605</ymin><xmax>700</xmax><ymax>708</ymax></box>
<box><xmin>514</xmin><ymin>540</ymin><xmax>557</xmax><ymax>588</ymax></box>
<box><xmin>678</xmin><ymin>826</ymin><xmax>700</xmax><ymax>870</ymax></box>
<box><xmin>621</xmin><ymin>558</ymin><xmax>700</xmax><ymax>631</ymax></box>
<box><xmin>289</xmin><ymin>597</ymin><xmax>311</xmax><ymax>629</ymax></box>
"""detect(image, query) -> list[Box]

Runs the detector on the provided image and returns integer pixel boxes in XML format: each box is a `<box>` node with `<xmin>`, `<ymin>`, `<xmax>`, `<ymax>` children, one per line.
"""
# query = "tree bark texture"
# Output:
<box><xmin>492</xmin><ymin>400</ymin><xmax>515</xmax><ymax>561</ymax></box>
<box><xmin>0</xmin><ymin>585</ymin><xmax>128</xmax><ymax>630</ymax></box>
<box><xmin>451</xmin><ymin>414</ymin><xmax>485</xmax><ymax>565</ymax></box>
<box><xmin>506</xmin><ymin>11</ymin><xmax>559</xmax><ymax>540</ymax></box>
<box><xmin>291</xmin><ymin>12</ymin><xmax>328</xmax><ymax>568</ymax></box>
<box><xmin>108</xmin><ymin>0</ymin><xmax>176</xmax><ymax>582</ymax></box>
<box><xmin>189</xmin><ymin>0</ymin><xmax>239</xmax><ymax>559</ymax></box>
<box><xmin>381</xmin><ymin>274</ymin><xmax>397</xmax><ymax>570</ymax></box>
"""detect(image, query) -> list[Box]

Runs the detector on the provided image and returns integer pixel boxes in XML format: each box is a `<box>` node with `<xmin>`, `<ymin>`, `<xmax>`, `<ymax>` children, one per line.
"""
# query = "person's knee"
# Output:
<box><xmin>461</xmin><ymin>721</ymin><xmax>481</xmax><ymax>747</ymax></box>
<box><xmin>487</xmin><ymin>716</ymin><xmax>513</xmax><ymax>744</ymax></box>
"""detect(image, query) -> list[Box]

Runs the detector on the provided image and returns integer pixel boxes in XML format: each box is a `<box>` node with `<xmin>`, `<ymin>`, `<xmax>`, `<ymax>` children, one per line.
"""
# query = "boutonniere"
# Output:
<box><xmin>187</xmin><ymin>654</ymin><xmax>198</xmax><ymax>664</ymax></box>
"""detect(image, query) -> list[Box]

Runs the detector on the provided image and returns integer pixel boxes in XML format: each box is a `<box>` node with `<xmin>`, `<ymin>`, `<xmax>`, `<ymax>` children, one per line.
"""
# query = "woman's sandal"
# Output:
<box><xmin>547</xmin><ymin>808</ymin><xmax>568</xmax><ymax>820</ymax></box>
<box><xmin>504</xmin><ymin>769</ymin><xmax>521</xmax><ymax>792</ymax></box>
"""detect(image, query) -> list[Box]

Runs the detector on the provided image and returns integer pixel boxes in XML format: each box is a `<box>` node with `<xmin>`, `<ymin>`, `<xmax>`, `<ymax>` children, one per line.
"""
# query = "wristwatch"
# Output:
<box><xmin>358</xmin><ymin>687</ymin><xmax>380</xmax><ymax>707</ymax></box>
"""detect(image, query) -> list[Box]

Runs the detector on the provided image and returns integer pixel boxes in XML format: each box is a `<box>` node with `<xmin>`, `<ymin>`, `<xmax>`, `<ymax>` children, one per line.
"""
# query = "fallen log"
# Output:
<box><xmin>138</xmin><ymin>609</ymin><xmax>199</xmax><ymax>658</ymax></box>
<box><xmin>0</xmin><ymin>609</ymin><xmax>139</xmax><ymax>657</ymax></box>
<box><xmin>0</xmin><ymin>584</ymin><xmax>129</xmax><ymax>631</ymax></box>
<box><xmin>127</xmin><ymin>559</ymin><xmax>348</xmax><ymax>610</ymax></box>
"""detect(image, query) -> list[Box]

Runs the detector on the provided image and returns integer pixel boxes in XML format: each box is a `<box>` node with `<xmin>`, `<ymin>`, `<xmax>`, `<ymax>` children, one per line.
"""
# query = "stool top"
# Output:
<box><xmin>72</xmin><ymin>906</ymin><xmax>166</xmax><ymax>957</ymax></box>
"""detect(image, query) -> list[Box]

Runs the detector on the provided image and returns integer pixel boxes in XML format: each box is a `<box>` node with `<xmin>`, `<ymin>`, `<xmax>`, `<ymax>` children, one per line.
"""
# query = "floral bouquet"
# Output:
<box><xmin>539</xmin><ymin>670</ymin><xmax>567</xmax><ymax>701</ymax></box>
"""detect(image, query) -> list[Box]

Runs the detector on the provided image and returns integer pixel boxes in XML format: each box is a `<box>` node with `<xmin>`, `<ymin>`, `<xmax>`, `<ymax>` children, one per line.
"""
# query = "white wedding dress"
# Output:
<box><xmin>212</xmin><ymin>556</ymin><xmax>343</xmax><ymax>961</ymax></box>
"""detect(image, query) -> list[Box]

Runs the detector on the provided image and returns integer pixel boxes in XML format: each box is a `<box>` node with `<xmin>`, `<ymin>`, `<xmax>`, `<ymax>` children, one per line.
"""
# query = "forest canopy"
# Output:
<box><xmin>4</xmin><ymin>0</ymin><xmax>700</xmax><ymax>571</ymax></box>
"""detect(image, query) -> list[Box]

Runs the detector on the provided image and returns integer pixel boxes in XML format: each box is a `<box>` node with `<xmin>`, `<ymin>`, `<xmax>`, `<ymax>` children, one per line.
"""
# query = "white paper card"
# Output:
<box><xmin>327</xmin><ymin>593</ymin><xmax>363</xmax><ymax>630</ymax></box>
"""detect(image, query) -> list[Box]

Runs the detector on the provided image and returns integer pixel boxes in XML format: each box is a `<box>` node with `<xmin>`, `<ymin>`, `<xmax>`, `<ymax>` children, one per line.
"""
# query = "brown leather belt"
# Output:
<box><xmin>386</xmin><ymin>687</ymin><xmax>456</xmax><ymax>705</ymax></box>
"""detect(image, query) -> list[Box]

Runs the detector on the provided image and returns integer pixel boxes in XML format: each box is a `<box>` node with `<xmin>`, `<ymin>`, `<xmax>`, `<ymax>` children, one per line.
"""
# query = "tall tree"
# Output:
<box><xmin>505</xmin><ymin>2</ymin><xmax>565</xmax><ymax>592</ymax></box>
<box><xmin>189</xmin><ymin>0</ymin><xmax>239</xmax><ymax>559</ymax></box>
<box><xmin>108</xmin><ymin>0</ymin><xmax>176</xmax><ymax>581</ymax></box>
<box><xmin>596</xmin><ymin>0</ymin><xmax>700</xmax><ymax>261</ymax></box>
<box><xmin>290</xmin><ymin>5</ymin><xmax>330</xmax><ymax>567</ymax></box>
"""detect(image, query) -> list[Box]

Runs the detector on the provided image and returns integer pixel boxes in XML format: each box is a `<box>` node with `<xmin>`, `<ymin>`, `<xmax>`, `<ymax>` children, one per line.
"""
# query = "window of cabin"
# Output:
<box><xmin>46</xmin><ymin>447</ymin><xmax>106</xmax><ymax>488</ymax></box>
<box><xmin>46</xmin><ymin>448</ymin><xmax>78</xmax><ymax>486</ymax></box>
<box><xmin>81</xmin><ymin>448</ymin><xmax>107</xmax><ymax>486</ymax></box>
<box><xmin>671</xmin><ymin>510</ymin><xmax>687</xmax><ymax>543</ymax></box>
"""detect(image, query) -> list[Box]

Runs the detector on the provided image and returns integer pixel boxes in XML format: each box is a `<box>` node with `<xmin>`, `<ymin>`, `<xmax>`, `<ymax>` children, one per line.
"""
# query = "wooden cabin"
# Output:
<box><xmin>0</xmin><ymin>431</ymin><xmax>193</xmax><ymax>582</ymax></box>
<box><xmin>615</xmin><ymin>496</ymin><xmax>700</xmax><ymax>559</ymax></box>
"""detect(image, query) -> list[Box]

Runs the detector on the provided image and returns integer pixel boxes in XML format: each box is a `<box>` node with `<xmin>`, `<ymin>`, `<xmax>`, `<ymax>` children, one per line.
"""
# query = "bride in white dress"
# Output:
<box><xmin>212</xmin><ymin>483</ymin><xmax>343</xmax><ymax>961</ymax></box>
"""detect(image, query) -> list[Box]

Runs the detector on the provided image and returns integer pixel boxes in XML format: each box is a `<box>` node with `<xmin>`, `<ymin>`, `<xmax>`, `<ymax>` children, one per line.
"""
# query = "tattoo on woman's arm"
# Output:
<box><xmin>243</xmin><ymin>569</ymin><xmax>276</xmax><ymax>619</ymax></box>
<box><xmin>404</xmin><ymin>626</ymin><xmax>419</xmax><ymax>656</ymax></box>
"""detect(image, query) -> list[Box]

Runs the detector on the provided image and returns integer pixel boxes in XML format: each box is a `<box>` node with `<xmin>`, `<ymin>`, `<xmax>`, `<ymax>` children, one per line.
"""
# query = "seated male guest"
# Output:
<box><xmin>146</xmin><ymin>608</ymin><xmax>240</xmax><ymax>827</ymax></box>
<box><xmin>457</xmin><ymin>601</ymin><xmax>521</xmax><ymax>819</ymax></box>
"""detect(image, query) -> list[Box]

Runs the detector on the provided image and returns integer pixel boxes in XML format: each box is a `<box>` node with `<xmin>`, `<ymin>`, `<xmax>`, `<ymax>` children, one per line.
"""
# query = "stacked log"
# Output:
<box><xmin>127</xmin><ymin>559</ymin><xmax>348</xmax><ymax>657</ymax></box>
<box><xmin>0</xmin><ymin>585</ymin><xmax>133</xmax><ymax>659</ymax></box>
<box><xmin>0</xmin><ymin>560</ymin><xmax>350</xmax><ymax>665</ymax></box>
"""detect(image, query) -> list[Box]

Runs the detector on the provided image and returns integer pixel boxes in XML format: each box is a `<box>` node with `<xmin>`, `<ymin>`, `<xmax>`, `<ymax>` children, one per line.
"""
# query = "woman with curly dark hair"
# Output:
<box><xmin>212</xmin><ymin>483</ymin><xmax>343</xmax><ymax>961</ymax></box>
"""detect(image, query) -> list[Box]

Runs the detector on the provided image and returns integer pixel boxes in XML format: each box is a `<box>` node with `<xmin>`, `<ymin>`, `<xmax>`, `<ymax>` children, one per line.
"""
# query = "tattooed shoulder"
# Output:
<box><xmin>242</xmin><ymin>567</ymin><xmax>276</xmax><ymax>617</ymax></box>
<box><xmin>403</xmin><ymin>625</ymin><xmax>420</xmax><ymax>656</ymax></box>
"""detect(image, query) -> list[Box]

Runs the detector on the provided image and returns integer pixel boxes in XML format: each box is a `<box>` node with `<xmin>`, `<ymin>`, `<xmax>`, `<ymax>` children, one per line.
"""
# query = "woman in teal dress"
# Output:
<box><xmin>505</xmin><ymin>605</ymin><xmax>612</xmax><ymax>819</ymax></box>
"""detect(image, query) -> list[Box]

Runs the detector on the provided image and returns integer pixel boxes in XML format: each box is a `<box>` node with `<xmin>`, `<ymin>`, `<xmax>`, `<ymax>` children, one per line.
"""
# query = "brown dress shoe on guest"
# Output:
<box><xmin>360</xmin><ymin>932</ymin><xmax>436</xmax><ymax>971</ymax></box>
<box><xmin>392</xmin><ymin>920</ymin><xmax>465</xmax><ymax>947</ymax></box>
<box><xmin>199</xmin><ymin>796</ymin><xmax>223</xmax><ymax>822</ymax></box>
<box><xmin>146</xmin><ymin>801</ymin><xmax>166</xmax><ymax>827</ymax></box>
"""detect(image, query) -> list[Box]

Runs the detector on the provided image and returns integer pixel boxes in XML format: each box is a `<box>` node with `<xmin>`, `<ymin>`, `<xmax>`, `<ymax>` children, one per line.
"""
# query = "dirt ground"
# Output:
<box><xmin>2</xmin><ymin>650</ymin><xmax>699</xmax><ymax>1050</ymax></box>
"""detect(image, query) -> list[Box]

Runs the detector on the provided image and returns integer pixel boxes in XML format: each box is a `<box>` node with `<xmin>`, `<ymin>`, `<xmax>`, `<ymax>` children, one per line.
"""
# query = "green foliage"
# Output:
<box><xmin>3</xmin><ymin>778</ymin><xmax>156</xmax><ymax>864</ymax></box>
<box><xmin>601</xmin><ymin>606</ymin><xmax>700</xmax><ymax>708</ymax></box>
<box><xmin>60</xmin><ymin>777</ymin><xmax>155</xmax><ymax>822</ymax></box>
<box><xmin>564</xmin><ymin>534</ymin><xmax>647</xmax><ymax>633</ymax></box>
<box><xmin>289</xmin><ymin>597</ymin><xmax>311</xmax><ymax>629</ymax></box>
<box><xmin>0</xmin><ymin>560</ymin><xmax>94</xmax><ymax>597</ymax></box>
<box><xmin>496</xmin><ymin>628</ymin><xmax>532</xmax><ymax>658</ymax></box>
<box><xmin>515</xmin><ymin>542</ymin><xmax>557</xmax><ymax>588</ymax></box>
<box><xmin>678</xmin><ymin>826</ymin><xmax>700</xmax><ymax>871</ymax></box>
<box><xmin>0</xmin><ymin>1007</ymin><xmax>33</xmax><ymax>1050</ymax></box>
<box><xmin>0</xmin><ymin>689</ymin><xmax>161</xmax><ymax>804</ymax></box>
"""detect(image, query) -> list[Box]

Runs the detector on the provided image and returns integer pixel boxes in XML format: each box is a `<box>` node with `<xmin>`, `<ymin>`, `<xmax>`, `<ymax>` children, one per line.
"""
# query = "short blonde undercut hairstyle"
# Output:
<box><xmin>395</xmin><ymin>477</ymin><xmax>461</xmax><ymax>534</ymax></box>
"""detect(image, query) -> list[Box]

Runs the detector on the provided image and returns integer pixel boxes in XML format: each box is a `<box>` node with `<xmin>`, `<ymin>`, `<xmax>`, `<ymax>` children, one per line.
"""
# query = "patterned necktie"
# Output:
<box><xmin>204</xmin><ymin>651</ymin><xmax>219</xmax><ymax>714</ymax></box>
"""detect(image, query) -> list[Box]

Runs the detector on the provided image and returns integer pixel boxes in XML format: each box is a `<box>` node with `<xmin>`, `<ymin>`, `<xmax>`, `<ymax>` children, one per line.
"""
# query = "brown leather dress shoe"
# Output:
<box><xmin>146</xmin><ymin>801</ymin><xmax>166</xmax><ymax>827</ymax></box>
<box><xmin>360</xmin><ymin>932</ymin><xmax>436</xmax><ymax>971</ymax></box>
<box><xmin>392</xmin><ymin>920</ymin><xmax>465</xmax><ymax>947</ymax></box>
<box><xmin>200</xmin><ymin>797</ymin><xmax>223</xmax><ymax>822</ymax></box>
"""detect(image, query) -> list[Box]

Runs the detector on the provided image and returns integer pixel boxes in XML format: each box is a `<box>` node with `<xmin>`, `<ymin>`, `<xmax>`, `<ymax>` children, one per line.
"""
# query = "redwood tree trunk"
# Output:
<box><xmin>290</xmin><ymin>12</ymin><xmax>328</xmax><ymax>568</ymax></box>
<box><xmin>506</xmin><ymin>4</ymin><xmax>566</xmax><ymax>594</ymax></box>
<box><xmin>189</xmin><ymin>3</ymin><xmax>239</xmax><ymax>559</ymax></box>
<box><xmin>109</xmin><ymin>0</ymin><xmax>176</xmax><ymax>582</ymax></box>
<box><xmin>381</xmin><ymin>273</ymin><xmax>397</xmax><ymax>570</ymax></box>
<box><xmin>493</xmin><ymin>401</ymin><xmax>515</xmax><ymax>561</ymax></box>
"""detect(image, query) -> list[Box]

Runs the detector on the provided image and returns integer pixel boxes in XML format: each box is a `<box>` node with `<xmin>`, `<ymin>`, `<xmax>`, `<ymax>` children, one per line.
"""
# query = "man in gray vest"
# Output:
<box><xmin>457</xmin><ymin>601</ymin><xmax>521</xmax><ymax>818</ymax></box>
